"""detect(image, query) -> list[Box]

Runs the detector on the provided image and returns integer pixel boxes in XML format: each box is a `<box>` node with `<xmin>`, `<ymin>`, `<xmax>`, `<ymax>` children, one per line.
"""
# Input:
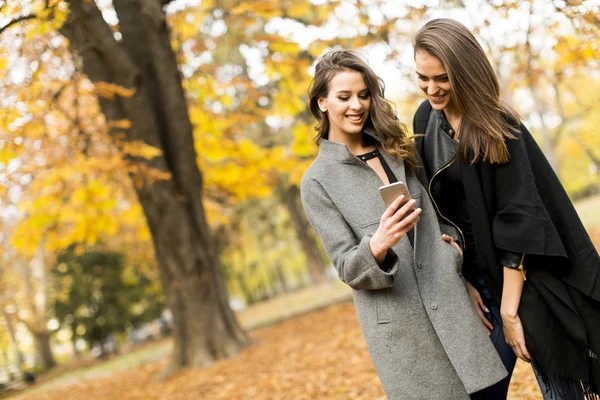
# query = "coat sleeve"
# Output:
<box><xmin>300</xmin><ymin>176</ymin><xmax>399</xmax><ymax>290</ymax></box>
<box><xmin>492</xmin><ymin>123</ymin><xmax>566</xmax><ymax>263</ymax></box>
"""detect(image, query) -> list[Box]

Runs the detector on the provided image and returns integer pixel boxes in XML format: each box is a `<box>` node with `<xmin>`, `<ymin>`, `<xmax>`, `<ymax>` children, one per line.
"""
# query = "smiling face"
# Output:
<box><xmin>318</xmin><ymin>70</ymin><xmax>371</xmax><ymax>142</ymax></box>
<box><xmin>415</xmin><ymin>49</ymin><xmax>455</xmax><ymax>113</ymax></box>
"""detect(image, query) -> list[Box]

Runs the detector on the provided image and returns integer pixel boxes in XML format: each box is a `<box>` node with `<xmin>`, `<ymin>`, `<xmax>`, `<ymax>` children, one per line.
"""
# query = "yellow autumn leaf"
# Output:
<box><xmin>269</xmin><ymin>41</ymin><xmax>302</xmax><ymax>55</ymax></box>
<box><xmin>107</xmin><ymin>119</ymin><xmax>132</xmax><ymax>130</ymax></box>
<box><xmin>221</xmin><ymin>95</ymin><xmax>233</xmax><ymax>108</ymax></box>
<box><xmin>71</xmin><ymin>187</ymin><xmax>88</xmax><ymax>203</ymax></box>
<box><xmin>0</xmin><ymin>146</ymin><xmax>16</xmax><ymax>166</ymax></box>
<box><xmin>231</xmin><ymin>1</ymin><xmax>281</xmax><ymax>18</ymax></box>
<box><xmin>121</xmin><ymin>140</ymin><xmax>162</xmax><ymax>159</ymax></box>
<box><xmin>93</xmin><ymin>82</ymin><xmax>136</xmax><ymax>99</ymax></box>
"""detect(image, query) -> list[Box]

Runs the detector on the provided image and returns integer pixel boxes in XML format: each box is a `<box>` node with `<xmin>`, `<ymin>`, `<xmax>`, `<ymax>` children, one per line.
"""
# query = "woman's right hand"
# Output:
<box><xmin>370</xmin><ymin>195</ymin><xmax>421</xmax><ymax>263</ymax></box>
<box><xmin>466</xmin><ymin>281</ymin><xmax>494</xmax><ymax>335</ymax></box>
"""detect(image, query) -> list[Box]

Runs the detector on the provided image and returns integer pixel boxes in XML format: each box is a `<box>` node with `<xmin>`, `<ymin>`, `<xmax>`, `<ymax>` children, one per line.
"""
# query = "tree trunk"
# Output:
<box><xmin>528</xmin><ymin>85</ymin><xmax>560</xmax><ymax>173</ymax></box>
<box><xmin>2</xmin><ymin>309</ymin><xmax>24</xmax><ymax>376</ymax></box>
<box><xmin>282</xmin><ymin>185</ymin><xmax>328</xmax><ymax>284</ymax></box>
<box><xmin>235</xmin><ymin>271</ymin><xmax>256</xmax><ymax>305</ymax></box>
<box><xmin>71</xmin><ymin>336</ymin><xmax>80</xmax><ymax>358</ymax></box>
<box><xmin>573</xmin><ymin>135</ymin><xmax>600</xmax><ymax>192</ymax></box>
<box><xmin>275</xmin><ymin>263</ymin><xmax>290</xmax><ymax>293</ymax></box>
<box><xmin>32</xmin><ymin>330</ymin><xmax>56</xmax><ymax>370</ymax></box>
<box><xmin>524</xmin><ymin>15</ymin><xmax>560</xmax><ymax>174</ymax></box>
<box><xmin>60</xmin><ymin>0</ymin><xmax>250</xmax><ymax>375</ymax></box>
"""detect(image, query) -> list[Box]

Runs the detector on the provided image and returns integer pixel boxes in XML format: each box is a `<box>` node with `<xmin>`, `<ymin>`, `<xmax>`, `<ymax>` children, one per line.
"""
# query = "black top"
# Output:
<box><xmin>357</xmin><ymin>149</ymin><xmax>414</xmax><ymax>248</ymax></box>
<box><xmin>434</xmin><ymin>115</ymin><xmax>482</xmax><ymax>283</ymax></box>
<box><xmin>357</xmin><ymin>149</ymin><xmax>398</xmax><ymax>184</ymax></box>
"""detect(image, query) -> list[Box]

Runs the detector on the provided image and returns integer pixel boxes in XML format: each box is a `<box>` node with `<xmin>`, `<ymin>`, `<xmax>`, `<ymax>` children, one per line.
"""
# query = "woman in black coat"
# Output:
<box><xmin>412</xmin><ymin>18</ymin><xmax>600</xmax><ymax>400</ymax></box>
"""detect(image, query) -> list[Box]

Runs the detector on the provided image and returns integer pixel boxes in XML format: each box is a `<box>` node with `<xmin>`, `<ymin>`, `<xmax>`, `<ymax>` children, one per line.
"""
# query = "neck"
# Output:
<box><xmin>328</xmin><ymin>131</ymin><xmax>373</xmax><ymax>155</ymax></box>
<box><xmin>443</xmin><ymin>104</ymin><xmax>462</xmax><ymax>133</ymax></box>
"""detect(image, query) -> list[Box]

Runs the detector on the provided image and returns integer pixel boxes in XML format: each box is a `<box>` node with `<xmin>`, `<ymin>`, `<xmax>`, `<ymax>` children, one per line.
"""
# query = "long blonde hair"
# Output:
<box><xmin>308</xmin><ymin>49</ymin><xmax>417</xmax><ymax>170</ymax></box>
<box><xmin>414</xmin><ymin>18</ymin><xmax>520</xmax><ymax>164</ymax></box>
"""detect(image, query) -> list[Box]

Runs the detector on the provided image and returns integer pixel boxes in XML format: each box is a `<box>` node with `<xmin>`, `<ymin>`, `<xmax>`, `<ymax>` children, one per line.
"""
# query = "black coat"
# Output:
<box><xmin>414</xmin><ymin>100</ymin><xmax>600</xmax><ymax>396</ymax></box>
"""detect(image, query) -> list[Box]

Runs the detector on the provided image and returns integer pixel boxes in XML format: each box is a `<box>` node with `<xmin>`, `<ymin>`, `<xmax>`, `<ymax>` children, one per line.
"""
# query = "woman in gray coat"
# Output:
<box><xmin>300</xmin><ymin>49</ymin><xmax>507</xmax><ymax>399</ymax></box>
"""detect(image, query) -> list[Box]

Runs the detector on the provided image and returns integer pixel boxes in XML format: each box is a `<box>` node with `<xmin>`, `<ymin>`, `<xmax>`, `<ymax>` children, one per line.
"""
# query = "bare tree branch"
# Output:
<box><xmin>553</xmin><ymin>1</ymin><xmax>600</xmax><ymax>32</ymax></box>
<box><xmin>0</xmin><ymin>14</ymin><xmax>37</xmax><ymax>35</ymax></box>
<box><xmin>574</xmin><ymin>134</ymin><xmax>600</xmax><ymax>166</ymax></box>
<box><xmin>550</xmin><ymin>80</ymin><xmax>592</xmax><ymax>145</ymax></box>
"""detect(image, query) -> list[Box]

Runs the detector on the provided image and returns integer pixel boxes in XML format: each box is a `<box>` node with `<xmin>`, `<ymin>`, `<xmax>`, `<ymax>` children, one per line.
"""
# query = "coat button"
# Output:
<box><xmin>418</xmin><ymin>262</ymin><xmax>423</xmax><ymax>269</ymax></box>
<box><xmin>431</xmin><ymin>303</ymin><xmax>438</xmax><ymax>310</ymax></box>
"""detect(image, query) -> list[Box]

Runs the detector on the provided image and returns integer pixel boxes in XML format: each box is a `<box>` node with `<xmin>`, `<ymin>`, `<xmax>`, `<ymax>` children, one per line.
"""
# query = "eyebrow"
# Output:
<box><xmin>416</xmin><ymin>72</ymin><xmax>448</xmax><ymax>79</ymax></box>
<box><xmin>336</xmin><ymin>88</ymin><xmax>369</xmax><ymax>94</ymax></box>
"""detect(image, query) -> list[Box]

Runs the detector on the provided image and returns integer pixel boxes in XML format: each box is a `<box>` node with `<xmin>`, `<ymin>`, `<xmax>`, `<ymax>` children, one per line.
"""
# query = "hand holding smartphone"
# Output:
<box><xmin>370</xmin><ymin>181</ymin><xmax>421</xmax><ymax>260</ymax></box>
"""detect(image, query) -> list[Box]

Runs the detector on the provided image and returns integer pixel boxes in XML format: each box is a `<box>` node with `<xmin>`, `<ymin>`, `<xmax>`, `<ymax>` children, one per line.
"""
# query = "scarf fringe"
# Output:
<box><xmin>532</xmin><ymin>354</ymin><xmax>600</xmax><ymax>400</ymax></box>
<box><xmin>581</xmin><ymin>384</ymin><xmax>600</xmax><ymax>400</ymax></box>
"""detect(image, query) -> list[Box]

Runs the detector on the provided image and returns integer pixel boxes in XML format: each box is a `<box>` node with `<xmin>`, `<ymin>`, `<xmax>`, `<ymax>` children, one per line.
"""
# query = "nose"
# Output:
<box><xmin>349</xmin><ymin>96</ymin><xmax>362</xmax><ymax>110</ymax></box>
<box><xmin>427</xmin><ymin>81</ymin><xmax>438</xmax><ymax>95</ymax></box>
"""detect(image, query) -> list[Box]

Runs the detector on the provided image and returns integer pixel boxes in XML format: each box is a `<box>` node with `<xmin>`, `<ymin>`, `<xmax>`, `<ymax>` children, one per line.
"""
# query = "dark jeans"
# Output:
<box><xmin>470</xmin><ymin>277</ymin><xmax>517</xmax><ymax>400</ymax></box>
<box><xmin>469</xmin><ymin>306</ymin><xmax>518</xmax><ymax>400</ymax></box>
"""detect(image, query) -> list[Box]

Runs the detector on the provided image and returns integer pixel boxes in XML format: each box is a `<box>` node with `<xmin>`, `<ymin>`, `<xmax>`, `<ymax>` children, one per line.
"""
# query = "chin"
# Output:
<box><xmin>429</xmin><ymin>101</ymin><xmax>448</xmax><ymax>111</ymax></box>
<box><xmin>343</xmin><ymin>125</ymin><xmax>365</xmax><ymax>135</ymax></box>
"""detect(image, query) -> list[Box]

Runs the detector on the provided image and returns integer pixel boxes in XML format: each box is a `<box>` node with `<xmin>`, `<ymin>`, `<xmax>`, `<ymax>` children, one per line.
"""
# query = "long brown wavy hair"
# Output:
<box><xmin>308</xmin><ymin>49</ymin><xmax>417</xmax><ymax>170</ymax></box>
<box><xmin>414</xmin><ymin>18</ymin><xmax>520</xmax><ymax>164</ymax></box>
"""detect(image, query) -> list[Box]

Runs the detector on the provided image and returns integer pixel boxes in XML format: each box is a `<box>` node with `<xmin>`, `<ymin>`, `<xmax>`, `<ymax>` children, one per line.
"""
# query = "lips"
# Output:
<box><xmin>429</xmin><ymin>93</ymin><xmax>447</xmax><ymax>104</ymax></box>
<box><xmin>346</xmin><ymin>114</ymin><xmax>364</xmax><ymax>123</ymax></box>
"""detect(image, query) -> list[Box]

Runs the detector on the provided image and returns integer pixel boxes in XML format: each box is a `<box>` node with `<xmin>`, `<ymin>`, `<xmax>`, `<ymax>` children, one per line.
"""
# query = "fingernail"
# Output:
<box><xmin>485</xmin><ymin>308</ymin><xmax>489</xmax><ymax>312</ymax></box>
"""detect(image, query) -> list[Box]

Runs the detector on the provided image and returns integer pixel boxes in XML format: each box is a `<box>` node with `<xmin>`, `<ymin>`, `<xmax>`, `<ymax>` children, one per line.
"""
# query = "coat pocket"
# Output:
<box><xmin>446</xmin><ymin>243</ymin><xmax>463</xmax><ymax>275</ymax></box>
<box><xmin>376</xmin><ymin>287</ymin><xmax>391</xmax><ymax>324</ymax></box>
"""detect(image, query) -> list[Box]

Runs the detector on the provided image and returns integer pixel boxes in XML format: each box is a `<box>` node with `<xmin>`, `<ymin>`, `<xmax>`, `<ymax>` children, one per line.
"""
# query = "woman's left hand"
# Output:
<box><xmin>502</xmin><ymin>313</ymin><xmax>531</xmax><ymax>363</ymax></box>
<box><xmin>442</xmin><ymin>234</ymin><xmax>463</xmax><ymax>261</ymax></box>
<box><xmin>465</xmin><ymin>281</ymin><xmax>493</xmax><ymax>335</ymax></box>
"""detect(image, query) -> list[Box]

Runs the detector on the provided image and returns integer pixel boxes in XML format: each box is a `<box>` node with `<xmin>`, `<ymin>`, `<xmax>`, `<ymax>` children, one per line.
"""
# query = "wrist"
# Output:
<box><xmin>369</xmin><ymin>237</ymin><xmax>387</xmax><ymax>259</ymax></box>
<box><xmin>500</xmin><ymin>308</ymin><xmax>518</xmax><ymax>320</ymax></box>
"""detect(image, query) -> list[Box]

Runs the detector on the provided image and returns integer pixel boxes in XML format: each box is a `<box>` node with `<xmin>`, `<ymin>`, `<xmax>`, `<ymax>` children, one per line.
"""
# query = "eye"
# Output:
<box><xmin>418</xmin><ymin>76</ymin><xmax>428</xmax><ymax>82</ymax></box>
<box><xmin>437</xmin><ymin>76</ymin><xmax>449</xmax><ymax>82</ymax></box>
<box><xmin>359</xmin><ymin>93</ymin><xmax>370</xmax><ymax>100</ymax></box>
<box><xmin>338</xmin><ymin>96</ymin><xmax>349</xmax><ymax>101</ymax></box>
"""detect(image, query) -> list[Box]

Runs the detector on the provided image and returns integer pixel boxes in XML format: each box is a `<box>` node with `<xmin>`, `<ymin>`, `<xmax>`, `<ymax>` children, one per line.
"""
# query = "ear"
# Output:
<box><xmin>317</xmin><ymin>97</ymin><xmax>327</xmax><ymax>113</ymax></box>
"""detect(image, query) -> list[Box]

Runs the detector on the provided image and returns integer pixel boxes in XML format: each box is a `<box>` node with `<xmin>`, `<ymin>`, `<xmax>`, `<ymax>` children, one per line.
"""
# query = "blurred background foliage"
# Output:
<box><xmin>0</xmin><ymin>0</ymin><xmax>599</xmax><ymax>376</ymax></box>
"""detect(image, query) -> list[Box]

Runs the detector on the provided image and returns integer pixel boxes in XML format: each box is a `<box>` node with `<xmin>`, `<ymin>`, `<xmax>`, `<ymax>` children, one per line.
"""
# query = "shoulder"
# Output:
<box><xmin>413</xmin><ymin>99</ymin><xmax>432</xmax><ymax>135</ymax></box>
<box><xmin>301</xmin><ymin>154</ymin><xmax>329</xmax><ymax>179</ymax></box>
<box><xmin>502</xmin><ymin>118</ymin><xmax>537</xmax><ymax>156</ymax></box>
<box><xmin>414</xmin><ymin>99</ymin><xmax>432</xmax><ymax>120</ymax></box>
<box><xmin>300</xmin><ymin>157</ymin><xmax>329</xmax><ymax>196</ymax></box>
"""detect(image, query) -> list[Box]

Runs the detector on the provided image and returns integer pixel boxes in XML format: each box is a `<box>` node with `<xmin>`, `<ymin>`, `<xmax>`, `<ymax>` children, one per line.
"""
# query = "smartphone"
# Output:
<box><xmin>379</xmin><ymin>181</ymin><xmax>412</xmax><ymax>208</ymax></box>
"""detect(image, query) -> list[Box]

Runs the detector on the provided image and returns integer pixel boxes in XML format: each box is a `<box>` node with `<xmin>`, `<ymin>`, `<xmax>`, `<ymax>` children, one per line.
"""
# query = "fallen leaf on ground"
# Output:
<box><xmin>10</xmin><ymin>302</ymin><xmax>540</xmax><ymax>399</ymax></box>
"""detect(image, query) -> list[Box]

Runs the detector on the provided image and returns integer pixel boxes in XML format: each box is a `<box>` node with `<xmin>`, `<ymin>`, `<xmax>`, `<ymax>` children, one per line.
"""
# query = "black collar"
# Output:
<box><xmin>318</xmin><ymin>128</ymin><xmax>383</xmax><ymax>163</ymax></box>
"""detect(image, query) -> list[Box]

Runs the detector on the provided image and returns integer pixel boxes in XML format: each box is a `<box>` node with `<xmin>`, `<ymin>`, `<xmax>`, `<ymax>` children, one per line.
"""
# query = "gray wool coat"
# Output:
<box><xmin>300</xmin><ymin>135</ymin><xmax>507</xmax><ymax>399</ymax></box>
